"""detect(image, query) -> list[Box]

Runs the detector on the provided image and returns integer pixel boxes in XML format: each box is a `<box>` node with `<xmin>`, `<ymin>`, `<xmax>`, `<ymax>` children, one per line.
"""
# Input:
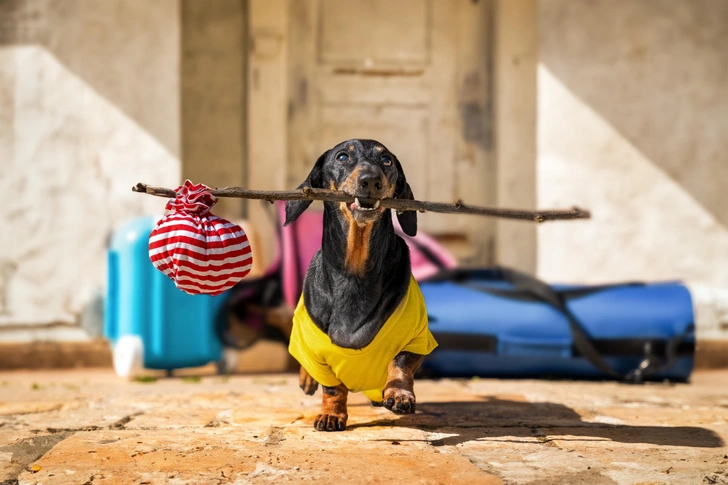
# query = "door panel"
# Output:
<box><xmin>318</xmin><ymin>72</ymin><xmax>430</xmax><ymax>106</ymax></box>
<box><xmin>319</xmin><ymin>0</ymin><xmax>429</xmax><ymax>66</ymax></box>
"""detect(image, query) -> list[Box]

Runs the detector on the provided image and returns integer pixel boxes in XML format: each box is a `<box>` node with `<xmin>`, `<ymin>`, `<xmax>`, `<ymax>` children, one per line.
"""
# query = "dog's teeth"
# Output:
<box><xmin>373</xmin><ymin>200</ymin><xmax>380</xmax><ymax>209</ymax></box>
<box><xmin>355</xmin><ymin>197</ymin><xmax>361</xmax><ymax>209</ymax></box>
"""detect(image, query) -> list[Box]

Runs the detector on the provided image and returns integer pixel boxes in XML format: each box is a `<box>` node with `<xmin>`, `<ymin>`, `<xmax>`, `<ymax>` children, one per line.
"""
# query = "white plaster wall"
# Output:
<box><xmin>537</xmin><ymin>0</ymin><xmax>728</xmax><ymax>288</ymax></box>
<box><xmin>0</xmin><ymin>0</ymin><xmax>180</xmax><ymax>338</ymax></box>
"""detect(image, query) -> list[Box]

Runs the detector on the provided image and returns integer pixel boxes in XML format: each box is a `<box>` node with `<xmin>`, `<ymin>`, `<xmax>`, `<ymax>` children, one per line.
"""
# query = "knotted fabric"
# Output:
<box><xmin>149</xmin><ymin>180</ymin><xmax>252</xmax><ymax>295</ymax></box>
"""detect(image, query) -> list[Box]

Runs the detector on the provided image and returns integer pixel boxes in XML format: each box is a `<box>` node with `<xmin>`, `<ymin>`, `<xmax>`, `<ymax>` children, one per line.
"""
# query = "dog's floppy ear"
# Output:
<box><xmin>394</xmin><ymin>158</ymin><xmax>417</xmax><ymax>237</ymax></box>
<box><xmin>284</xmin><ymin>150</ymin><xmax>329</xmax><ymax>226</ymax></box>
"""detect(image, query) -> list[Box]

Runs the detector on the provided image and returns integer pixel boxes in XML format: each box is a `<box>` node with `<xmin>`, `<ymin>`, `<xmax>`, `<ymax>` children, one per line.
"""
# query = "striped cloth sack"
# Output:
<box><xmin>149</xmin><ymin>180</ymin><xmax>253</xmax><ymax>295</ymax></box>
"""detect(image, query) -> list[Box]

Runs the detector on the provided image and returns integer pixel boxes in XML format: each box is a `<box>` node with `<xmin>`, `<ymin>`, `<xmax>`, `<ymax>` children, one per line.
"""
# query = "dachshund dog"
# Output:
<box><xmin>285</xmin><ymin>139</ymin><xmax>438</xmax><ymax>432</ymax></box>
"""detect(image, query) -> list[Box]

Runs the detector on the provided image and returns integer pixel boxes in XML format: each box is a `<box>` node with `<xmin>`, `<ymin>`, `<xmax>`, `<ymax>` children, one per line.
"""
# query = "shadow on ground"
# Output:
<box><xmin>350</xmin><ymin>397</ymin><xmax>725</xmax><ymax>448</ymax></box>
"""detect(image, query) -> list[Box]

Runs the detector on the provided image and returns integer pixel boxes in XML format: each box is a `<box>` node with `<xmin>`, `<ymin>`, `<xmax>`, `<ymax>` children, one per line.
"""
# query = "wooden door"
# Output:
<box><xmin>286</xmin><ymin>0</ymin><xmax>495</xmax><ymax>264</ymax></box>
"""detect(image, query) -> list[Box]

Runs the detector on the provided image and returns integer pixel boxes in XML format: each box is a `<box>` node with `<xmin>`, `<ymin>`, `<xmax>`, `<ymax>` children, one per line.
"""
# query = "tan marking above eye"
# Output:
<box><xmin>375</xmin><ymin>146</ymin><xmax>383</xmax><ymax>152</ymax></box>
<box><xmin>348</xmin><ymin>145</ymin><xmax>354</xmax><ymax>151</ymax></box>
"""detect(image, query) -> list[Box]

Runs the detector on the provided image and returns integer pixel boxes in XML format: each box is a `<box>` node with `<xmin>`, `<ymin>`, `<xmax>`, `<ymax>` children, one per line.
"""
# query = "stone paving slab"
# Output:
<box><xmin>0</xmin><ymin>369</ymin><xmax>727</xmax><ymax>484</ymax></box>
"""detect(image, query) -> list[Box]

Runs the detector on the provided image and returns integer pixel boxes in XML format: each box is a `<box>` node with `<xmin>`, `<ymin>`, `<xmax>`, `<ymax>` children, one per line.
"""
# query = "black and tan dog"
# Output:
<box><xmin>285</xmin><ymin>139</ymin><xmax>437</xmax><ymax>432</ymax></box>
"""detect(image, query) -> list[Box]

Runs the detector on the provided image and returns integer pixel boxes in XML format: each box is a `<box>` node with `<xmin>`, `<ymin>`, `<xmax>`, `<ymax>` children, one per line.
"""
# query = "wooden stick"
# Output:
<box><xmin>132</xmin><ymin>182</ymin><xmax>590</xmax><ymax>223</ymax></box>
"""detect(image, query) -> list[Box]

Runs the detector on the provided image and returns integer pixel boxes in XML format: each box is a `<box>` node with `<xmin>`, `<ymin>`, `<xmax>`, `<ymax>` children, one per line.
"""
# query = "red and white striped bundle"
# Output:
<box><xmin>149</xmin><ymin>180</ymin><xmax>253</xmax><ymax>295</ymax></box>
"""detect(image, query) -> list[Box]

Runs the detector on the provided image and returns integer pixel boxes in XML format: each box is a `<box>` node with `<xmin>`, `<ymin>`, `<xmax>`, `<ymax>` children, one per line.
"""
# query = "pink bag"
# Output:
<box><xmin>149</xmin><ymin>180</ymin><xmax>253</xmax><ymax>295</ymax></box>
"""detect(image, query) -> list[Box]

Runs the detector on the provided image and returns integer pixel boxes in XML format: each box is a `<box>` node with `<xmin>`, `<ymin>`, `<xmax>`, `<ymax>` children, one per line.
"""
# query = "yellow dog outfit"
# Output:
<box><xmin>289</xmin><ymin>277</ymin><xmax>438</xmax><ymax>403</ymax></box>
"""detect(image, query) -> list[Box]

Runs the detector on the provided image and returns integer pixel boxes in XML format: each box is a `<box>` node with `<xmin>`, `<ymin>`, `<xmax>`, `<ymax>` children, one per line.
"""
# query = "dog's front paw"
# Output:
<box><xmin>314</xmin><ymin>413</ymin><xmax>348</xmax><ymax>432</ymax></box>
<box><xmin>383</xmin><ymin>387</ymin><xmax>416</xmax><ymax>415</ymax></box>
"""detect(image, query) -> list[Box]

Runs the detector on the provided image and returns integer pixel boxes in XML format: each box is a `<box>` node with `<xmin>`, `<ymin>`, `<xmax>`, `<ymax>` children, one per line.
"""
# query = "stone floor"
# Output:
<box><xmin>1</xmin><ymin>370</ymin><xmax>727</xmax><ymax>485</ymax></box>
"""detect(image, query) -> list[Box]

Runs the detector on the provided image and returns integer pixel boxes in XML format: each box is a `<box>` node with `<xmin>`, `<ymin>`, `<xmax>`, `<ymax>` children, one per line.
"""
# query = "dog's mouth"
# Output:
<box><xmin>346</xmin><ymin>197</ymin><xmax>387</xmax><ymax>222</ymax></box>
<box><xmin>349</xmin><ymin>197</ymin><xmax>382</xmax><ymax>211</ymax></box>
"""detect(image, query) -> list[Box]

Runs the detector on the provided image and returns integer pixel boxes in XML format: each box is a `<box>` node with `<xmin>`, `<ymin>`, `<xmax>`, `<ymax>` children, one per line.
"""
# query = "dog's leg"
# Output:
<box><xmin>299</xmin><ymin>366</ymin><xmax>319</xmax><ymax>395</ymax></box>
<box><xmin>314</xmin><ymin>384</ymin><xmax>349</xmax><ymax>431</ymax></box>
<box><xmin>383</xmin><ymin>351</ymin><xmax>424</xmax><ymax>415</ymax></box>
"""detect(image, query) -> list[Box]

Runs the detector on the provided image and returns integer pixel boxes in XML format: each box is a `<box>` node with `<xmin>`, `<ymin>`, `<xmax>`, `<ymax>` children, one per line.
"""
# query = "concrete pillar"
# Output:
<box><xmin>180</xmin><ymin>0</ymin><xmax>248</xmax><ymax>219</ymax></box>
<box><xmin>246</xmin><ymin>0</ymin><xmax>289</xmax><ymax>268</ymax></box>
<box><xmin>493</xmin><ymin>0</ymin><xmax>538</xmax><ymax>274</ymax></box>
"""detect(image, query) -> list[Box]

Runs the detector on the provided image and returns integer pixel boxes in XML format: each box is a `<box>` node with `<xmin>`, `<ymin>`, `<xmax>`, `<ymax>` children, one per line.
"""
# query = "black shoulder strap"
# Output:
<box><xmin>496</xmin><ymin>268</ymin><xmax>631</xmax><ymax>380</ymax></box>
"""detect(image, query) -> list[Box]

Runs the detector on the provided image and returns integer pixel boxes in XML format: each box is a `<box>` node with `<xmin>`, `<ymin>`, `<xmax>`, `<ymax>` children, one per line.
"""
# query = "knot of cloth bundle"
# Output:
<box><xmin>148</xmin><ymin>180</ymin><xmax>253</xmax><ymax>295</ymax></box>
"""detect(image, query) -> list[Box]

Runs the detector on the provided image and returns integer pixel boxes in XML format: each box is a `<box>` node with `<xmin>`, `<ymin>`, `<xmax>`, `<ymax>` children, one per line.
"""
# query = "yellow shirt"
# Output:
<box><xmin>288</xmin><ymin>277</ymin><xmax>438</xmax><ymax>403</ymax></box>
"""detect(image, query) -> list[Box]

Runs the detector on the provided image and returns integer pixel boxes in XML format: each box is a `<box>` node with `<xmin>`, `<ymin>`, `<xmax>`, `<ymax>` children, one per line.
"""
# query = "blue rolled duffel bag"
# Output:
<box><xmin>418</xmin><ymin>268</ymin><xmax>695</xmax><ymax>382</ymax></box>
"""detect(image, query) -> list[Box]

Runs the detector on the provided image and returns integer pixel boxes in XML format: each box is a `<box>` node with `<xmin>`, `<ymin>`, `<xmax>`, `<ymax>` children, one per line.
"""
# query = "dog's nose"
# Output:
<box><xmin>358</xmin><ymin>172</ymin><xmax>383</xmax><ymax>192</ymax></box>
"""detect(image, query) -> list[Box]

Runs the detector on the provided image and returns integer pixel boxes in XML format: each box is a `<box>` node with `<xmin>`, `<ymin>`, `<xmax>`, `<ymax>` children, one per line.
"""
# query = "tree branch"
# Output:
<box><xmin>132</xmin><ymin>182</ymin><xmax>590</xmax><ymax>223</ymax></box>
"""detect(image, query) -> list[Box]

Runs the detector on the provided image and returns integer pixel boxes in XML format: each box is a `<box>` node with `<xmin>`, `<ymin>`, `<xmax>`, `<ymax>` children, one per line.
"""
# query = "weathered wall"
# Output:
<box><xmin>537</xmin><ymin>0</ymin><xmax>728</xmax><ymax>287</ymax></box>
<box><xmin>0</xmin><ymin>0</ymin><xmax>181</xmax><ymax>340</ymax></box>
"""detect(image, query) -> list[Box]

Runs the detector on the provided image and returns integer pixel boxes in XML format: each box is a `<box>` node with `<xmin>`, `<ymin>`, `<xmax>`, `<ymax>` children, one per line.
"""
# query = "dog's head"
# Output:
<box><xmin>284</xmin><ymin>139</ymin><xmax>417</xmax><ymax>236</ymax></box>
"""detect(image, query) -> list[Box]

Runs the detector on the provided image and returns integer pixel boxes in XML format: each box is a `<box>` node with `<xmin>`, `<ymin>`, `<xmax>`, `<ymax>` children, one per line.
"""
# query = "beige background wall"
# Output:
<box><xmin>0</xmin><ymin>0</ymin><xmax>181</xmax><ymax>340</ymax></box>
<box><xmin>537</xmin><ymin>0</ymin><xmax>728</xmax><ymax>287</ymax></box>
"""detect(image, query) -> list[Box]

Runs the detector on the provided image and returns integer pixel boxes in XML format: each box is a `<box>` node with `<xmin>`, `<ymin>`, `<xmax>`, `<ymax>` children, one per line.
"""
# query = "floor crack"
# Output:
<box><xmin>110</xmin><ymin>412</ymin><xmax>144</xmax><ymax>430</ymax></box>
<box><xmin>0</xmin><ymin>432</ymin><xmax>73</xmax><ymax>483</ymax></box>
<box><xmin>81</xmin><ymin>474</ymin><xmax>97</xmax><ymax>485</ymax></box>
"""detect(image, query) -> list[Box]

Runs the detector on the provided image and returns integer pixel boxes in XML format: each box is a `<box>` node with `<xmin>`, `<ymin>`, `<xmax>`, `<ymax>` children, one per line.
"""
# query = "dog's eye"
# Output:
<box><xmin>336</xmin><ymin>153</ymin><xmax>349</xmax><ymax>163</ymax></box>
<box><xmin>381</xmin><ymin>155</ymin><xmax>392</xmax><ymax>167</ymax></box>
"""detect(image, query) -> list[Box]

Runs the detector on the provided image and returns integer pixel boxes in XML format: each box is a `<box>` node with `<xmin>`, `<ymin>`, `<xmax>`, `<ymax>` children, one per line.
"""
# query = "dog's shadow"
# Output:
<box><xmin>349</xmin><ymin>396</ymin><xmax>725</xmax><ymax>448</ymax></box>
